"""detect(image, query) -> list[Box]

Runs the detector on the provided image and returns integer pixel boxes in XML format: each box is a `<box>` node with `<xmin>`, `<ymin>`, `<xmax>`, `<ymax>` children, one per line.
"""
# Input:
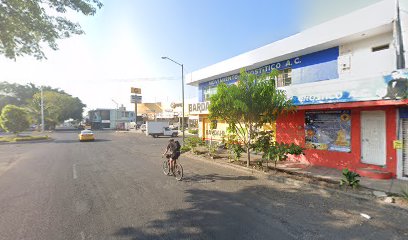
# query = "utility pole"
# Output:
<box><xmin>41</xmin><ymin>87</ymin><xmax>45</xmax><ymax>132</ymax></box>
<box><xmin>112</xmin><ymin>99</ymin><xmax>119</xmax><ymax>129</ymax></box>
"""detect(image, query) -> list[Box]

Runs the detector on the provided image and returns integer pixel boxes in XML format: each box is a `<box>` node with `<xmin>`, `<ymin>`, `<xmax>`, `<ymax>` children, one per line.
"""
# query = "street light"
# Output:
<box><xmin>162</xmin><ymin>56</ymin><xmax>185</xmax><ymax>145</ymax></box>
<box><xmin>112</xmin><ymin>99</ymin><xmax>119</xmax><ymax>129</ymax></box>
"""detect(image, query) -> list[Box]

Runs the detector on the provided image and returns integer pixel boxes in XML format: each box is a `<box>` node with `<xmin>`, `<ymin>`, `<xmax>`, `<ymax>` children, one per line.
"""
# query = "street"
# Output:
<box><xmin>0</xmin><ymin>131</ymin><xmax>407</xmax><ymax>240</ymax></box>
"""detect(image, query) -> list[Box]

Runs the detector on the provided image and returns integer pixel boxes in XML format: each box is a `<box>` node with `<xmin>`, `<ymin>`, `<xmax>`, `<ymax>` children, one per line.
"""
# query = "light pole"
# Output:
<box><xmin>112</xmin><ymin>99</ymin><xmax>119</xmax><ymax>129</ymax></box>
<box><xmin>162</xmin><ymin>56</ymin><xmax>185</xmax><ymax>145</ymax></box>
<box><xmin>40</xmin><ymin>86</ymin><xmax>45</xmax><ymax>132</ymax></box>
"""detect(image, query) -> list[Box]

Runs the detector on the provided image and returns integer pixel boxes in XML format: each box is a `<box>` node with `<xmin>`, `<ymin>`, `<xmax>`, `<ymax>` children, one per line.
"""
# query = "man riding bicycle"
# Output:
<box><xmin>163</xmin><ymin>139</ymin><xmax>181</xmax><ymax>175</ymax></box>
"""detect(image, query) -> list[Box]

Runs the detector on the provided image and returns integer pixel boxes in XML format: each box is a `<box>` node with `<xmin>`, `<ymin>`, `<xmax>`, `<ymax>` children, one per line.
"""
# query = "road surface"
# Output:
<box><xmin>0</xmin><ymin>131</ymin><xmax>407</xmax><ymax>240</ymax></box>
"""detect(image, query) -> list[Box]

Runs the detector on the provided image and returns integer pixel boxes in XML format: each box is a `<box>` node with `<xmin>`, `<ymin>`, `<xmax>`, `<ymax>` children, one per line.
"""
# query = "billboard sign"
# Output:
<box><xmin>131</xmin><ymin>87</ymin><xmax>142</xmax><ymax>94</ymax></box>
<box><xmin>131</xmin><ymin>95</ymin><xmax>142</xmax><ymax>103</ymax></box>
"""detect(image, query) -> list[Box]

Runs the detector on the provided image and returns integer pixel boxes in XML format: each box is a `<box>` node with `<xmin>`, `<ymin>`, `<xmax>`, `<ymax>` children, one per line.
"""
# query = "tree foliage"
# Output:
<box><xmin>0</xmin><ymin>0</ymin><xmax>103</xmax><ymax>60</ymax></box>
<box><xmin>209</xmin><ymin>69</ymin><xmax>295</xmax><ymax>167</ymax></box>
<box><xmin>0</xmin><ymin>104</ymin><xmax>30</xmax><ymax>134</ymax></box>
<box><xmin>29</xmin><ymin>91</ymin><xmax>85</xmax><ymax>129</ymax></box>
<box><xmin>0</xmin><ymin>81</ymin><xmax>85</xmax><ymax>129</ymax></box>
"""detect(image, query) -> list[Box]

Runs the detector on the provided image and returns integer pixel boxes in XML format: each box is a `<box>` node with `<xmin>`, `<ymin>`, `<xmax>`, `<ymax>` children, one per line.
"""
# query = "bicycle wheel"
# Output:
<box><xmin>162</xmin><ymin>159</ymin><xmax>170</xmax><ymax>175</ymax></box>
<box><xmin>174</xmin><ymin>163</ymin><xmax>183</xmax><ymax>181</ymax></box>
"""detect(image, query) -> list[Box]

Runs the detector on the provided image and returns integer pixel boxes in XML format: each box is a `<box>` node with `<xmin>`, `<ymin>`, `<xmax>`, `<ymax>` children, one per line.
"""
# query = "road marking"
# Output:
<box><xmin>80</xmin><ymin>231</ymin><xmax>85</xmax><ymax>240</ymax></box>
<box><xmin>73</xmin><ymin>164</ymin><xmax>78</xmax><ymax>179</ymax></box>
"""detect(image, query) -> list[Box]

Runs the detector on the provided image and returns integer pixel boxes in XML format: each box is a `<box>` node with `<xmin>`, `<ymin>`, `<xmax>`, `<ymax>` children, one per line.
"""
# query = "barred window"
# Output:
<box><xmin>276</xmin><ymin>68</ymin><xmax>292</xmax><ymax>87</ymax></box>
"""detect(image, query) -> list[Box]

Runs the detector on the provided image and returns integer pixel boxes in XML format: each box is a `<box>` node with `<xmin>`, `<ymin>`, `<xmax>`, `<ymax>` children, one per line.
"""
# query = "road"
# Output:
<box><xmin>0</xmin><ymin>131</ymin><xmax>407</xmax><ymax>240</ymax></box>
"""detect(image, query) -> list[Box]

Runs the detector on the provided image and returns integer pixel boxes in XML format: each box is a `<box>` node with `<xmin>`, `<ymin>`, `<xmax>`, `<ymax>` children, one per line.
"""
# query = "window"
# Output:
<box><xmin>276</xmin><ymin>68</ymin><xmax>292</xmax><ymax>87</ymax></box>
<box><xmin>372</xmin><ymin>44</ymin><xmax>389</xmax><ymax>52</ymax></box>
<box><xmin>203</xmin><ymin>85</ymin><xmax>217</xmax><ymax>101</ymax></box>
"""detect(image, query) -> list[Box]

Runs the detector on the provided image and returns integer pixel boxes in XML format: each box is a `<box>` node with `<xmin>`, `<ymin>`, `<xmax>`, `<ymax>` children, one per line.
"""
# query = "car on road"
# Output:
<box><xmin>79</xmin><ymin>130</ymin><xmax>95</xmax><ymax>142</ymax></box>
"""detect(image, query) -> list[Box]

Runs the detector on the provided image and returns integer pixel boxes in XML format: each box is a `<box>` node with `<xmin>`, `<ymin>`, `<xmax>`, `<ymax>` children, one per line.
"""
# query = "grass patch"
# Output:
<box><xmin>0</xmin><ymin>135</ymin><xmax>49</xmax><ymax>142</ymax></box>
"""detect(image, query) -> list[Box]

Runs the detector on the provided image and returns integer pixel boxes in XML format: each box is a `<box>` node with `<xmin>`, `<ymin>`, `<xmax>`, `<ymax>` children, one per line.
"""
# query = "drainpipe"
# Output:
<box><xmin>396</xmin><ymin>0</ymin><xmax>405</xmax><ymax>69</ymax></box>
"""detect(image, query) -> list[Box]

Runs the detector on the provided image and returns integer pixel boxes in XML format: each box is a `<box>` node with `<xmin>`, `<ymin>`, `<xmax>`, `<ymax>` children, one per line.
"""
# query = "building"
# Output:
<box><xmin>88</xmin><ymin>106</ymin><xmax>135</xmax><ymax>130</ymax></box>
<box><xmin>186</xmin><ymin>0</ymin><xmax>408</xmax><ymax>180</ymax></box>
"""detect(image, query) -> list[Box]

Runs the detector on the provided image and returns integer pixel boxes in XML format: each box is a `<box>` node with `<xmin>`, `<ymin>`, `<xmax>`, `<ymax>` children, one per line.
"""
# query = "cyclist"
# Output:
<box><xmin>163</xmin><ymin>139</ymin><xmax>180</xmax><ymax>175</ymax></box>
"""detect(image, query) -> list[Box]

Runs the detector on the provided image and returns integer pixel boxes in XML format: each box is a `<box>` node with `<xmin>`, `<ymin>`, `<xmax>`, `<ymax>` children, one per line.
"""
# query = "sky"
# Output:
<box><xmin>0</xmin><ymin>0</ymin><xmax>383</xmax><ymax>112</ymax></box>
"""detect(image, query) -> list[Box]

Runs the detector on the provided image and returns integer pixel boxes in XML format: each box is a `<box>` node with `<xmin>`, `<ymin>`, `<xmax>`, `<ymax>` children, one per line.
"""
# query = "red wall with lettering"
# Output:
<box><xmin>276</xmin><ymin>106</ymin><xmax>397</xmax><ymax>177</ymax></box>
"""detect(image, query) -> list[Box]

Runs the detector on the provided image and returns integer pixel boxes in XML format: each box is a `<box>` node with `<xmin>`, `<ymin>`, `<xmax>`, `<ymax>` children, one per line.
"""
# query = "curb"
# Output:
<box><xmin>0</xmin><ymin>138</ymin><xmax>54</xmax><ymax>145</ymax></box>
<box><xmin>184</xmin><ymin>152</ymin><xmax>408</xmax><ymax>211</ymax></box>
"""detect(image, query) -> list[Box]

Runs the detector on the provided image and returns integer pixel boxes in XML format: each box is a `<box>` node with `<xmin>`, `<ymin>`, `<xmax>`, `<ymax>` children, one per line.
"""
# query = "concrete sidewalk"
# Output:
<box><xmin>189</xmin><ymin>147</ymin><xmax>408</xmax><ymax>196</ymax></box>
<box><xmin>270</xmin><ymin>161</ymin><xmax>408</xmax><ymax>195</ymax></box>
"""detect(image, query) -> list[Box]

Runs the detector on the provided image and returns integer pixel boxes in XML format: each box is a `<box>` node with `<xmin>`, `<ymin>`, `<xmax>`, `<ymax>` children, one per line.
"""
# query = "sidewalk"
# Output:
<box><xmin>271</xmin><ymin>161</ymin><xmax>408</xmax><ymax>195</ymax></box>
<box><xmin>187</xmin><ymin>147</ymin><xmax>408</xmax><ymax>196</ymax></box>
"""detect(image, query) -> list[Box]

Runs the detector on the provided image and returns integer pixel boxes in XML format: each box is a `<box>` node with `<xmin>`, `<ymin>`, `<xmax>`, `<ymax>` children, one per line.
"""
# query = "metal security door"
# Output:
<box><xmin>361</xmin><ymin>111</ymin><xmax>386</xmax><ymax>166</ymax></box>
<box><xmin>402</xmin><ymin>119</ymin><xmax>408</xmax><ymax>177</ymax></box>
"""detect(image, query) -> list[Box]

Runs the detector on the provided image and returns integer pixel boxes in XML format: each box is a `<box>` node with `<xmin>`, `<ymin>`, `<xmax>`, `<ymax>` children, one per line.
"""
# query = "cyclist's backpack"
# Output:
<box><xmin>175</xmin><ymin>140</ymin><xmax>181</xmax><ymax>152</ymax></box>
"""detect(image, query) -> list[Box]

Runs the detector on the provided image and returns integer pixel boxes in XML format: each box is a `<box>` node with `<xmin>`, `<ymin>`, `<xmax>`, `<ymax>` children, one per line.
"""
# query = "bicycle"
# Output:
<box><xmin>162</xmin><ymin>156</ymin><xmax>183</xmax><ymax>181</ymax></box>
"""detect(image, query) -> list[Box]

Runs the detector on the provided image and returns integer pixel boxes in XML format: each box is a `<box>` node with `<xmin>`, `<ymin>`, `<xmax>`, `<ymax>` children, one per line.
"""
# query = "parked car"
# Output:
<box><xmin>79</xmin><ymin>130</ymin><xmax>95</xmax><ymax>142</ymax></box>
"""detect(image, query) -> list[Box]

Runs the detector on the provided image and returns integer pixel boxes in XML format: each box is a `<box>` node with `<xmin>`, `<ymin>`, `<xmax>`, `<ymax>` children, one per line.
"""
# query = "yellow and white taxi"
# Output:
<box><xmin>79</xmin><ymin>130</ymin><xmax>95</xmax><ymax>142</ymax></box>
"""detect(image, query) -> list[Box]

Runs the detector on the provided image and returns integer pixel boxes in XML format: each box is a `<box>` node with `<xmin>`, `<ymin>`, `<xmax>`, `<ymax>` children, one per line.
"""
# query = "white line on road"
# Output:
<box><xmin>73</xmin><ymin>164</ymin><xmax>78</xmax><ymax>179</ymax></box>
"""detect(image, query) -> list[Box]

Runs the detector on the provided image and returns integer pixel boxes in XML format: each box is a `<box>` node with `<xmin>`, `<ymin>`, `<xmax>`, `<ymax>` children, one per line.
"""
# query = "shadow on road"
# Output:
<box><xmin>112</xmin><ymin>185</ymin><xmax>407</xmax><ymax>240</ymax></box>
<box><xmin>54</xmin><ymin>139</ymin><xmax>112</xmax><ymax>144</ymax></box>
<box><xmin>182</xmin><ymin>173</ymin><xmax>256</xmax><ymax>183</ymax></box>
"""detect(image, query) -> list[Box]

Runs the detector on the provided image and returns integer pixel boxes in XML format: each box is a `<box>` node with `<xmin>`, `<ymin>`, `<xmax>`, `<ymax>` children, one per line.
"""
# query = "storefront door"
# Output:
<box><xmin>402</xmin><ymin>119</ymin><xmax>408</xmax><ymax>177</ymax></box>
<box><xmin>361</xmin><ymin>111</ymin><xmax>386</xmax><ymax>166</ymax></box>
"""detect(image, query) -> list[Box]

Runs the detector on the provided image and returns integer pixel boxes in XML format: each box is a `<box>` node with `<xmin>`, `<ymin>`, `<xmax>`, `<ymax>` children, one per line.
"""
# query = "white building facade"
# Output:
<box><xmin>186</xmin><ymin>0</ymin><xmax>408</xmax><ymax>180</ymax></box>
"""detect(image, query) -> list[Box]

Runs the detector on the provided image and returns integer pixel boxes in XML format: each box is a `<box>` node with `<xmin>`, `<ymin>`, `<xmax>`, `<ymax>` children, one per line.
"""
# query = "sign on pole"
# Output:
<box><xmin>131</xmin><ymin>87</ymin><xmax>142</xmax><ymax>94</ymax></box>
<box><xmin>131</xmin><ymin>95</ymin><xmax>142</xmax><ymax>103</ymax></box>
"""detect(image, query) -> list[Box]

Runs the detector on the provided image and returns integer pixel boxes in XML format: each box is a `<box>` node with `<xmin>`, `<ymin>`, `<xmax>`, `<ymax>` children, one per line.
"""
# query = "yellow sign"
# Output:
<box><xmin>131</xmin><ymin>87</ymin><xmax>141</xmax><ymax>94</ymax></box>
<box><xmin>393</xmin><ymin>140</ymin><xmax>403</xmax><ymax>149</ymax></box>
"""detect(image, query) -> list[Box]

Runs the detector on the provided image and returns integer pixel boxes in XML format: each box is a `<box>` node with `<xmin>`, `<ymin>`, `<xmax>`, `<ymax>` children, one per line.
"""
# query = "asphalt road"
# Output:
<box><xmin>0</xmin><ymin>131</ymin><xmax>407</xmax><ymax>240</ymax></box>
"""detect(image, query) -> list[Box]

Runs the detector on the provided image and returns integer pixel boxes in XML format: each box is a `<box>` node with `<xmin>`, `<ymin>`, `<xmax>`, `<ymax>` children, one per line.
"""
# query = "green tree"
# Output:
<box><xmin>209</xmin><ymin>69</ymin><xmax>295</xmax><ymax>167</ymax></box>
<box><xmin>0</xmin><ymin>0</ymin><xmax>103</xmax><ymax>60</ymax></box>
<box><xmin>0</xmin><ymin>105</ymin><xmax>30</xmax><ymax>134</ymax></box>
<box><xmin>29</xmin><ymin>91</ymin><xmax>85</xmax><ymax>129</ymax></box>
<box><xmin>0</xmin><ymin>81</ymin><xmax>68</xmax><ymax>112</ymax></box>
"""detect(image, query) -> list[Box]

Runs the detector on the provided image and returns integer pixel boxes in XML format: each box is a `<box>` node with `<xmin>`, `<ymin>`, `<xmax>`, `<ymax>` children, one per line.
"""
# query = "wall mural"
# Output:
<box><xmin>305</xmin><ymin>110</ymin><xmax>351</xmax><ymax>152</ymax></box>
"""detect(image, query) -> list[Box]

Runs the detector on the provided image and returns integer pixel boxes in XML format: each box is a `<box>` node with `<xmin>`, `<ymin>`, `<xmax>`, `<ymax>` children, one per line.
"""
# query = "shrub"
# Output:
<box><xmin>253</xmin><ymin>131</ymin><xmax>304</xmax><ymax>168</ymax></box>
<box><xmin>207</xmin><ymin>142</ymin><xmax>218</xmax><ymax>158</ymax></box>
<box><xmin>185</xmin><ymin>136</ymin><xmax>205</xmax><ymax>153</ymax></box>
<box><xmin>340</xmin><ymin>168</ymin><xmax>360</xmax><ymax>188</ymax></box>
<box><xmin>180</xmin><ymin>145</ymin><xmax>191</xmax><ymax>153</ymax></box>
<box><xmin>188</xmin><ymin>129</ymin><xmax>198</xmax><ymax>134</ymax></box>
<box><xmin>401</xmin><ymin>188</ymin><xmax>408</xmax><ymax>201</ymax></box>
<box><xmin>229</xmin><ymin>143</ymin><xmax>244</xmax><ymax>162</ymax></box>
<box><xmin>0</xmin><ymin>105</ymin><xmax>30</xmax><ymax>134</ymax></box>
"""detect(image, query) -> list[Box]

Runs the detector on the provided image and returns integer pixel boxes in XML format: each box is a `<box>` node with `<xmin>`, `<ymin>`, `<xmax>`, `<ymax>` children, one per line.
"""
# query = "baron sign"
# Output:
<box><xmin>131</xmin><ymin>87</ymin><xmax>142</xmax><ymax>94</ymax></box>
<box><xmin>188</xmin><ymin>101</ymin><xmax>210</xmax><ymax>114</ymax></box>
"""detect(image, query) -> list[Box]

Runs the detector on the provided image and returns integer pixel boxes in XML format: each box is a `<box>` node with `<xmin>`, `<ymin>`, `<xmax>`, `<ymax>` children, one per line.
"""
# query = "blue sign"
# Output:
<box><xmin>199</xmin><ymin>47</ymin><xmax>339</xmax><ymax>101</ymax></box>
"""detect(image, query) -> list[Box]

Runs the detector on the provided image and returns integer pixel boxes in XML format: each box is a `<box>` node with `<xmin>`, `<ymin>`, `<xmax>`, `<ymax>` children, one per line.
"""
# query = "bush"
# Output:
<box><xmin>0</xmin><ymin>105</ymin><xmax>30</xmax><ymax>134</ymax></box>
<box><xmin>207</xmin><ymin>142</ymin><xmax>219</xmax><ymax>158</ymax></box>
<box><xmin>188</xmin><ymin>129</ymin><xmax>198</xmax><ymax>134</ymax></box>
<box><xmin>229</xmin><ymin>143</ymin><xmax>244</xmax><ymax>162</ymax></box>
<box><xmin>252</xmin><ymin>131</ymin><xmax>304</xmax><ymax>168</ymax></box>
<box><xmin>180</xmin><ymin>145</ymin><xmax>191</xmax><ymax>153</ymax></box>
<box><xmin>340</xmin><ymin>168</ymin><xmax>360</xmax><ymax>188</ymax></box>
<box><xmin>185</xmin><ymin>136</ymin><xmax>205</xmax><ymax>153</ymax></box>
<box><xmin>401</xmin><ymin>188</ymin><xmax>408</xmax><ymax>201</ymax></box>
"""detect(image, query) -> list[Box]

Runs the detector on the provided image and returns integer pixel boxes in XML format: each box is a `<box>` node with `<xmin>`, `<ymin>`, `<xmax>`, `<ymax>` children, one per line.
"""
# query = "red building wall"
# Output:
<box><xmin>276</xmin><ymin>106</ymin><xmax>397</xmax><ymax>177</ymax></box>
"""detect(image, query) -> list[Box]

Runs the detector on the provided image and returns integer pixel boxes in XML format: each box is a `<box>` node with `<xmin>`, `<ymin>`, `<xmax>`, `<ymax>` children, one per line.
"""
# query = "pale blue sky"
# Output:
<box><xmin>0</xmin><ymin>0</ymin><xmax>382</xmax><ymax>111</ymax></box>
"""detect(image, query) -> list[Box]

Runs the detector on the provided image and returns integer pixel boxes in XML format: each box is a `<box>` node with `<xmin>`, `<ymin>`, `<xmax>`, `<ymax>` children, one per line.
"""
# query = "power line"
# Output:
<box><xmin>104</xmin><ymin>76</ymin><xmax>181</xmax><ymax>82</ymax></box>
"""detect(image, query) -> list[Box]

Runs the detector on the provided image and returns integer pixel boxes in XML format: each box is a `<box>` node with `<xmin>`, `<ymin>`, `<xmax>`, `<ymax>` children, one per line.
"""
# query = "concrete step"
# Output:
<box><xmin>356</xmin><ymin>168</ymin><xmax>393</xmax><ymax>180</ymax></box>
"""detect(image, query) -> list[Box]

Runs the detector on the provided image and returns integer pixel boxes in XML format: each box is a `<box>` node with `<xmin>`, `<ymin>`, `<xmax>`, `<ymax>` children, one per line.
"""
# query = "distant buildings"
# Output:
<box><xmin>88</xmin><ymin>106</ymin><xmax>135</xmax><ymax>130</ymax></box>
